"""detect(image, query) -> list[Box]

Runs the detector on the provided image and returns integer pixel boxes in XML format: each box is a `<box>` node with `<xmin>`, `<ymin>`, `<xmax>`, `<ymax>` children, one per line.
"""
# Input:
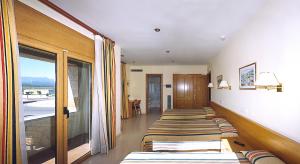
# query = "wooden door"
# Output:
<box><xmin>173</xmin><ymin>74</ymin><xmax>208</xmax><ymax>109</ymax></box>
<box><xmin>185</xmin><ymin>75</ymin><xmax>194</xmax><ymax>108</ymax></box>
<box><xmin>193</xmin><ymin>75</ymin><xmax>209</xmax><ymax>108</ymax></box>
<box><xmin>173</xmin><ymin>75</ymin><xmax>186</xmax><ymax>108</ymax></box>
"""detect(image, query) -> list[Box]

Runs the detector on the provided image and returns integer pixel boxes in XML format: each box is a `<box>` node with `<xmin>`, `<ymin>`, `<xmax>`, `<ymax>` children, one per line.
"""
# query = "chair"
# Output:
<box><xmin>133</xmin><ymin>100</ymin><xmax>142</xmax><ymax>116</ymax></box>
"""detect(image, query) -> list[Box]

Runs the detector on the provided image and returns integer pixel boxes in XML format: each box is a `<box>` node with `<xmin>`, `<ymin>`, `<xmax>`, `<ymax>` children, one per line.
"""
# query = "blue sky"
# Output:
<box><xmin>20</xmin><ymin>57</ymin><xmax>55</xmax><ymax>80</ymax></box>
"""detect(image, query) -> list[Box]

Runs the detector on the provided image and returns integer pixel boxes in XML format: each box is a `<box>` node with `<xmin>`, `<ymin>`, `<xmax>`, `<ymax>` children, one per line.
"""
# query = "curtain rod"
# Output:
<box><xmin>38</xmin><ymin>0</ymin><xmax>115</xmax><ymax>43</ymax></box>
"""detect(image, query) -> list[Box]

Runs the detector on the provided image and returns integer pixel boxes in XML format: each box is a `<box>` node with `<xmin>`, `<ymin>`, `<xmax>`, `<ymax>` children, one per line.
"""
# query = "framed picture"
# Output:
<box><xmin>239</xmin><ymin>63</ymin><xmax>256</xmax><ymax>89</ymax></box>
<box><xmin>217</xmin><ymin>75</ymin><xmax>223</xmax><ymax>89</ymax></box>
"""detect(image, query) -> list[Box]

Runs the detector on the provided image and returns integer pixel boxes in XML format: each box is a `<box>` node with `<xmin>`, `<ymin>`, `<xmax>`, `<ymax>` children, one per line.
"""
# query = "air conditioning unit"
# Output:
<box><xmin>130</xmin><ymin>69</ymin><xmax>143</xmax><ymax>72</ymax></box>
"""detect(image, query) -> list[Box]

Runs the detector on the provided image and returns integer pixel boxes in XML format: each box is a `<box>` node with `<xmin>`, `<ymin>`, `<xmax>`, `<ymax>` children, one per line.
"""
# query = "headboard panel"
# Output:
<box><xmin>211</xmin><ymin>102</ymin><xmax>300</xmax><ymax>163</ymax></box>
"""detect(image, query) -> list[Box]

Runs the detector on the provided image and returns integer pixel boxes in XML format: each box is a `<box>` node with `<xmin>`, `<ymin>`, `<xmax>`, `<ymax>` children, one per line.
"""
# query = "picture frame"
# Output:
<box><xmin>239</xmin><ymin>63</ymin><xmax>256</xmax><ymax>90</ymax></box>
<box><xmin>217</xmin><ymin>75</ymin><xmax>223</xmax><ymax>89</ymax></box>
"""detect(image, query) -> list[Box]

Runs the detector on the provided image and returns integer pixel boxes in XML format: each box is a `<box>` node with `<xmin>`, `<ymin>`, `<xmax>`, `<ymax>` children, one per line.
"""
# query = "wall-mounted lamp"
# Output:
<box><xmin>255</xmin><ymin>72</ymin><xmax>283</xmax><ymax>92</ymax></box>
<box><xmin>208</xmin><ymin>83</ymin><xmax>214</xmax><ymax>88</ymax></box>
<box><xmin>219</xmin><ymin>80</ymin><xmax>231</xmax><ymax>90</ymax></box>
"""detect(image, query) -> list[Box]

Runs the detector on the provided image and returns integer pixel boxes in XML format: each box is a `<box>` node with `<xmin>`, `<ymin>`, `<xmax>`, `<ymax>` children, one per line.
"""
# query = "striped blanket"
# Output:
<box><xmin>121</xmin><ymin>152</ymin><xmax>250</xmax><ymax>164</ymax></box>
<box><xmin>161</xmin><ymin>108</ymin><xmax>216</xmax><ymax>120</ymax></box>
<box><xmin>142</xmin><ymin>119</ymin><xmax>238</xmax><ymax>151</ymax></box>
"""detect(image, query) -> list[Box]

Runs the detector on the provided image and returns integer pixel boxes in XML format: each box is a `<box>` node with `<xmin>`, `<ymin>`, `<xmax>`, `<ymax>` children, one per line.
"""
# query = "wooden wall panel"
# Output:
<box><xmin>211</xmin><ymin>102</ymin><xmax>300</xmax><ymax>164</ymax></box>
<box><xmin>14</xmin><ymin>1</ymin><xmax>94</xmax><ymax>59</ymax></box>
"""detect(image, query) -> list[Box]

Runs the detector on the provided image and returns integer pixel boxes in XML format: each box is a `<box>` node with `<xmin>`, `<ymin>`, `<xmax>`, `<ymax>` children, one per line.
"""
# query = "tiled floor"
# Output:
<box><xmin>83</xmin><ymin>111</ymin><xmax>160</xmax><ymax>164</ymax></box>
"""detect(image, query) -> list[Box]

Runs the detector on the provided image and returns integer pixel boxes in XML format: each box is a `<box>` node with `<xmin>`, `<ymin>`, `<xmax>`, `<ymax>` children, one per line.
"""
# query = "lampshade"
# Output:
<box><xmin>255</xmin><ymin>72</ymin><xmax>279</xmax><ymax>87</ymax></box>
<box><xmin>208</xmin><ymin>83</ymin><xmax>214</xmax><ymax>88</ymax></box>
<box><xmin>219</xmin><ymin>80</ymin><xmax>229</xmax><ymax>88</ymax></box>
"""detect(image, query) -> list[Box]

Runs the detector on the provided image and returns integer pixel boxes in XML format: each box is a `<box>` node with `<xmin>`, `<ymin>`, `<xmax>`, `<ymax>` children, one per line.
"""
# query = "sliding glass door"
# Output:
<box><xmin>66</xmin><ymin>58</ymin><xmax>92</xmax><ymax>163</ymax></box>
<box><xmin>20</xmin><ymin>46</ymin><xmax>57</xmax><ymax>164</ymax></box>
<box><xmin>20</xmin><ymin>44</ymin><xmax>93</xmax><ymax>164</ymax></box>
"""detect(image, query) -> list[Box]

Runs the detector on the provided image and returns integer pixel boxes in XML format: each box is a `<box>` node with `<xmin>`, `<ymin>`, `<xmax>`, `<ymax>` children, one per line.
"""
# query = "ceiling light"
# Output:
<box><xmin>154</xmin><ymin>28</ymin><xmax>161</xmax><ymax>32</ymax></box>
<box><xmin>220</xmin><ymin>35</ymin><xmax>226</xmax><ymax>41</ymax></box>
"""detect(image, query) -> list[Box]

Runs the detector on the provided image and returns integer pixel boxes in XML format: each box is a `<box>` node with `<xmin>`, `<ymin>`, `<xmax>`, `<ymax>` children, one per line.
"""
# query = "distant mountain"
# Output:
<box><xmin>22</xmin><ymin>77</ymin><xmax>55</xmax><ymax>88</ymax></box>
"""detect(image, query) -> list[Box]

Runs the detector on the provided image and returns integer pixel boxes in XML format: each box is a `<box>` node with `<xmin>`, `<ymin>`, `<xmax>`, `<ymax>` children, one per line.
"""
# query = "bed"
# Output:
<box><xmin>121</xmin><ymin>151</ymin><xmax>285</xmax><ymax>164</ymax></box>
<box><xmin>121</xmin><ymin>152</ymin><xmax>249</xmax><ymax>164</ymax></box>
<box><xmin>161</xmin><ymin>108</ymin><xmax>216</xmax><ymax>120</ymax></box>
<box><xmin>143</xmin><ymin>140</ymin><xmax>222</xmax><ymax>152</ymax></box>
<box><xmin>141</xmin><ymin>118</ymin><xmax>238</xmax><ymax>152</ymax></box>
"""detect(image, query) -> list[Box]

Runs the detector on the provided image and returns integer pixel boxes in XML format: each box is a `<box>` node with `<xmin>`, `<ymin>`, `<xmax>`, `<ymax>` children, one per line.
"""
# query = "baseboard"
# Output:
<box><xmin>72</xmin><ymin>151</ymin><xmax>91</xmax><ymax>164</ymax></box>
<box><xmin>211</xmin><ymin>101</ymin><xmax>300</xmax><ymax>163</ymax></box>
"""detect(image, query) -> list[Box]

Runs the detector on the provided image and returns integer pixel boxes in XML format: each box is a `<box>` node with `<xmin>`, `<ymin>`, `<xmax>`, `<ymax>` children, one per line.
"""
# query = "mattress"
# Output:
<box><xmin>121</xmin><ymin>152</ymin><xmax>250</xmax><ymax>164</ymax></box>
<box><xmin>142</xmin><ymin>118</ymin><xmax>238</xmax><ymax>152</ymax></box>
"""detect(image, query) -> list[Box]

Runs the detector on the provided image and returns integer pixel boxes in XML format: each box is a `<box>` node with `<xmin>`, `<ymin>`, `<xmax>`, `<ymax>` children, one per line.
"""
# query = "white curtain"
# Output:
<box><xmin>78</xmin><ymin>65</ymin><xmax>90</xmax><ymax>135</ymax></box>
<box><xmin>91</xmin><ymin>35</ymin><xmax>108</xmax><ymax>154</ymax></box>
<box><xmin>67</xmin><ymin>63</ymin><xmax>91</xmax><ymax>139</ymax></box>
<box><xmin>114</xmin><ymin>45</ymin><xmax>122</xmax><ymax>135</ymax></box>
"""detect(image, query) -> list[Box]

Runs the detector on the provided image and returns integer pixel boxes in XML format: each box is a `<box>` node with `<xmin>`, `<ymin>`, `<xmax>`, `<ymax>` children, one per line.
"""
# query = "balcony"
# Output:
<box><xmin>24</xmin><ymin>95</ymin><xmax>90</xmax><ymax>164</ymax></box>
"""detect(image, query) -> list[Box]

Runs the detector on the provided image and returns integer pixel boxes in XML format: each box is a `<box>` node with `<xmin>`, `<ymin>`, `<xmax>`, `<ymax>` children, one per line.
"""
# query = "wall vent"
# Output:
<box><xmin>131</xmin><ymin>69</ymin><xmax>143</xmax><ymax>72</ymax></box>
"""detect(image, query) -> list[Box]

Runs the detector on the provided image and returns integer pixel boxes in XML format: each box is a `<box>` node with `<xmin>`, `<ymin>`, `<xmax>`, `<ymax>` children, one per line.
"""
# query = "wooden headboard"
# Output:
<box><xmin>211</xmin><ymin>102</ymin><xmax>300</xmax><ymax>164</ymax></box>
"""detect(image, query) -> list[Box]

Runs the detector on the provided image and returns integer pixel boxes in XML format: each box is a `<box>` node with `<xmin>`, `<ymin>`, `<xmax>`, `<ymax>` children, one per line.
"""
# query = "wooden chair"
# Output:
<box><xmin>133</xmin><ymin>100</ymin><xmax>142</xmax><ymax>116</ymax></box>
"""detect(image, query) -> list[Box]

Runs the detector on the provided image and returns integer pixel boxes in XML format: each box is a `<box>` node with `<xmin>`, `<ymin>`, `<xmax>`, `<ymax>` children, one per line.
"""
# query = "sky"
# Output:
<box><xmin>20</xmin><ymin>57</ymin><xmax>55</xmax><ymax>80</ymax></box>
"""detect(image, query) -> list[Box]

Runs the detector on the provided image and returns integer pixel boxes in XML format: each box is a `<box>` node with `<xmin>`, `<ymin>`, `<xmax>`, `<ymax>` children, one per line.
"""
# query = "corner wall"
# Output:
<box><xmin>114</xmin><ymin>45</ymin><xmax>122</xmax><ymax>136</ymax></box>
<box><xmin>127</xmin><ymin>65</ymin><xmax>208</xmax><ymax>113</ymax></box>
<box><xmin>210</xmin><ymin>0</ymin><xmax>300</xmax><ymax>143</ymax></box>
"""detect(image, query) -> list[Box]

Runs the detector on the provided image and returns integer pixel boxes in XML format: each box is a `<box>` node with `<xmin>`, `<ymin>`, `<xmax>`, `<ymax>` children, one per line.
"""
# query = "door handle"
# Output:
<box><xmin>64</xmin><ymin>107</ymin><xmax>70</xmax><ymax>118</ymax></box>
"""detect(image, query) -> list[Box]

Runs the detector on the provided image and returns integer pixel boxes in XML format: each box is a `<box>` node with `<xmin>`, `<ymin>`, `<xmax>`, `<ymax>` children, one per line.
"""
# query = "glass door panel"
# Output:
<box><xmin>67</xmin><ymin>58</ymin><xmax>92</xmax><ymax>163</ymax></box>
<box><xmin>20</xmin><ymin>46</ymin><xmax>56</xmax><ymax>164</ymax></box>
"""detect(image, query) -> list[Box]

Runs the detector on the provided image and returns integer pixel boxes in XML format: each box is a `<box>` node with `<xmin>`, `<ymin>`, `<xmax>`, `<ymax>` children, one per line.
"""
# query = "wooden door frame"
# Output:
<box><xmin>18</xmin><ymin>35</ymin><xmax>94</xmax><ymax>164</ymax></box>
<box><xmin>207</xmin><ymin>71</ymin><xmax>212</xmax><ymax>104</ymax></box>
<box><xmin>63</xmin><ymin>53</ymin><xmax>94</xmax><ymax>164</ymax></box>
<box><xmin>146</xmin><ymin>74</ymin><xmax>163</xmax><ymax>114</ymax></box>
<box><xmin>18</xmin><ymin>36</ymin><xmax>65</xmax><ymax>164</ymax></box>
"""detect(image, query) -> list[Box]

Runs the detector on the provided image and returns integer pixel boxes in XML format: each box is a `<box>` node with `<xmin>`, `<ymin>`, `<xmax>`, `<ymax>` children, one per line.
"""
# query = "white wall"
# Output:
<box><xmin>210</xmin><ymin>0</ymin><xmax>300</xmax><ymax>143</ymax></box>
<box><xmin>127</xmin><ymin>65</ymin><xmax>208</xmax><ymax>113</ymax></box>
<box><xmin>114</xmin><ymin>45</ymin><xmax>122</xmax><ymax>136</ymax></box>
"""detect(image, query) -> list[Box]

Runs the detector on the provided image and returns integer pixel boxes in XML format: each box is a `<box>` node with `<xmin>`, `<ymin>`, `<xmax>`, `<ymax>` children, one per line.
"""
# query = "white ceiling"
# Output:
<box><xmin>50</xmin><ymin>0</ymin><xmax>266</xmax><ymax>65</ymax></box>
